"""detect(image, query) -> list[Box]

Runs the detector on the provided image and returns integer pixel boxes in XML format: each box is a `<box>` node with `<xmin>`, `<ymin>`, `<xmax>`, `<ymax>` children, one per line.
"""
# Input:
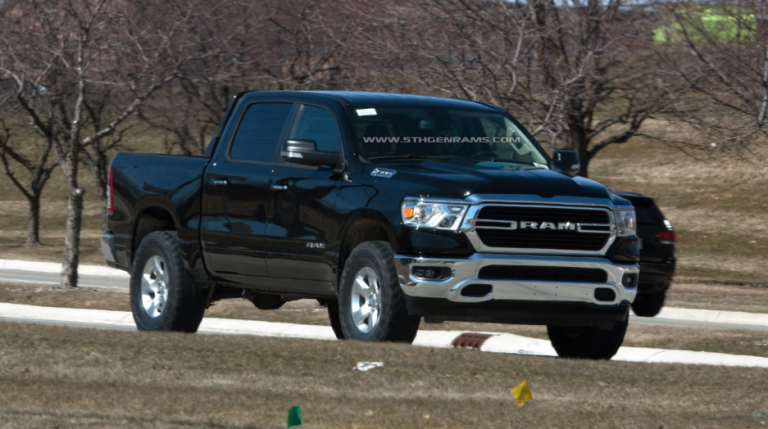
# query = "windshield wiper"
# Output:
<box><xmin>368</xmin><ymin>154</ymin><xmax>459</xmax><ymax>161</ymax></box>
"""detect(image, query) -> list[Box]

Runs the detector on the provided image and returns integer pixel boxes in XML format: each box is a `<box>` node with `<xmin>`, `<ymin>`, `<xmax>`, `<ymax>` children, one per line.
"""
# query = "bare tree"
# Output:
<box><xmin>655</xmin><ymin>0</ymin><xmax>768</xmax><ymax>153</ymax></box>
<box><xmin>0</xmin><ymin>0</ymin><xmax>191</xmax><ymax>287</ymax></box>
<box><xmin>376</xmin><ymin>0</ymin><xmax>685</xmax><ymax>176</ymax></box>
<box><xmin>137</xmin><ymin>0</ymin><xmax>364</xmax><ymax>157</ymax></box>
<box><xmin>0</xmin><ymin>120</ymin><xmax>58</xmax><ymax>246</ymax></box>
<box><xmin>81</xmin><ymin>89</ymin><xmax>128</xmax><ymax>232</ymax></box>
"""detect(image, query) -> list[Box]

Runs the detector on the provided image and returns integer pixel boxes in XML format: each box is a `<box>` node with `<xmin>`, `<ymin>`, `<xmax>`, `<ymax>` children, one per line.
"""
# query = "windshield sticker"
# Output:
<box><xmin>356</xmin><ymin>108</ymin><xmax>377</xmax><ymax>116</ymax></box>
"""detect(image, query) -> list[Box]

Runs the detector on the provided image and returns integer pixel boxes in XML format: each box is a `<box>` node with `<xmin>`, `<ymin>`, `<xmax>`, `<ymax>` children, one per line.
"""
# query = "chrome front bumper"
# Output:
<box><xmin>395</xmin><ymin>253</ymin><xmax>638</xmax><ymax>306</ymax></box>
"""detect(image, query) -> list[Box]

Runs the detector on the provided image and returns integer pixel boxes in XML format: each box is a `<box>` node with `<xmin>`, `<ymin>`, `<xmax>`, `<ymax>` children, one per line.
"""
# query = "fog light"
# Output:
<box><xmin>413</xmin><ymin>266</ymin><xmax>450</xmax><ymax>280</ymax></box>
<box><xmin>622</xmin><ymin>273</ymin><xmax>638</xmax><ymax>287</ymax></box>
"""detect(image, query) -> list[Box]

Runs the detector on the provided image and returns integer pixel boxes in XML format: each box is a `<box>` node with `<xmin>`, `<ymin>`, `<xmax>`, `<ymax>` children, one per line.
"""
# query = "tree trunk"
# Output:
<box><xmin>26</xmin><ymin>195</ymin><xmax>41</xmax><ymax>247</ymax></box>
<box><xmin>61</xmin><ymin>184</ymin><xmax>85</xmax><ymax>288</ymax></box>
<box><xmin>92</xmin><ymin>175</ymin><xmax>108</xmax><ymax>234</ymax></box>
<box><xmin>576</xmin><ymin>140</ymin><xmax>591</xmax><ymax>179</ymax></box>
<box><xmin>83</xmin><ymin>152</ymin><xmax>110</xmax><ymax>234</ymax></box>
<box><xmin>566</xmin><ymin>114</ymin><xmax>592</xmax><ymax>178</ymax></box>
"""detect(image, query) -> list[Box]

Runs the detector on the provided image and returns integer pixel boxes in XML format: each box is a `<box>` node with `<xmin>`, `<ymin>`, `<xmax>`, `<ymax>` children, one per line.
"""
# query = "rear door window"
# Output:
<box><xmin>291</xmin><ymin>105</ymin><xmax>340</xmax><ymax>152</ymax></box>
<box><xmin>630</xmin><ymin>198</ymin><xmax>665</xmax><ymax>226</ymax></box>
<box><xmin>230</xmin><ymin>103</ymin><xmax>293</xmax><ymax>162</ymax></box>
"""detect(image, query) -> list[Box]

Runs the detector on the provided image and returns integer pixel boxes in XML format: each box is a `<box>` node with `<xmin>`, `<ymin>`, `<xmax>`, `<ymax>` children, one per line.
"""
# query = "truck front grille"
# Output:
<box><xmin>478</xmin><ymin>265</ymin><xmax>608</xmax><ymax>283</ymax></box>
<box><xmin>474</xmin><ymin>206</ymin><xmax>612</xmax><ymax>252</ymax></box>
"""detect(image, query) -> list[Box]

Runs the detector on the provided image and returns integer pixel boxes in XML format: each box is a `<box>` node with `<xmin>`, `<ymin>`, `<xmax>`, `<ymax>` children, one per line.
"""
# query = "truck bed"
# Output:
<box><xmin>107</xmin><ymin>152</ymin><xmax>209</xmax><ymax>279</ymax></box>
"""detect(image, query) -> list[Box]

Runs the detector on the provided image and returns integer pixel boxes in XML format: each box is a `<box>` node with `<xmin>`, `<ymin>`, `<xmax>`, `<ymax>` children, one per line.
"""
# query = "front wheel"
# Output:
<box><xmin>337</xmin><ymin>241</ymin><xmax>420</xmax><ymax>343</ymax></box>
<box><xmin>130</xmin><ymin>231</ymin><xmax>207</xmax><ymax>332</ymax></box>
<box><xmin>547</xmin><ymin>319</ymin><xmax>628</xmax><ymax>360</ymax></box>
<box><xmin>631</xmin><ymin>292</ymin><xmax>666</xmax><ymax>317</ymax></box>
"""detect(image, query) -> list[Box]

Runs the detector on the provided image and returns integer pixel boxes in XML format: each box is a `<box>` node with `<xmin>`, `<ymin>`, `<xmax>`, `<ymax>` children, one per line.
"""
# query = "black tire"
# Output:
<box><xmin>327</xmin><ymin>301</ymin><xmax>345</xmax><ymax>340</ymax></box>
<box><xmin>338</xmin><ymin>241</ymin><xmax>420</xmax><ymax>343</ymax></box>
<box><xmin>631</xmin><ymin>292</ymin><xmax>666</xmax><ymax>317</ymax></box>
<box><xmin>547</xmin><ymin>319</ymin><xmax>628</xmax><ymax>360</ymax></box>
<box><xmin>130</xmin><ymin>231</ymin><xmax>207</xmax><ymax>332</ymax></box>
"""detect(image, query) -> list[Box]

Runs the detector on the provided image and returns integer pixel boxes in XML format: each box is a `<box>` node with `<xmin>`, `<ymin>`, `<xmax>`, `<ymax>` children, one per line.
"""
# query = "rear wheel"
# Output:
<box><xmin>338</xmin><ymin>241</ymin><xmax>420</xmax><ymax>343</ymax></box>
<box><xmin>631</xmin><ymin>292</ymin><xmax>666</xmax><ymax>317</ymax></box>
<box><xmin>547</xmin><ymin>319</ymin><xmax>628</xmax><ymax>360</ymax></box>
<box><xmin>130</xmin><ymin>231</ymin><xmax>207</xmax><ymax>332</ymax></box>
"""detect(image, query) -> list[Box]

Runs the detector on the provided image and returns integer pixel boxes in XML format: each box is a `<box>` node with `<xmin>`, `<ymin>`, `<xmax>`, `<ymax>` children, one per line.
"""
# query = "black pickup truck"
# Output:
<box><xmin>103</xmin><ymin>90</ymin><xmax>639</xmax><ymax>359</ymax></box>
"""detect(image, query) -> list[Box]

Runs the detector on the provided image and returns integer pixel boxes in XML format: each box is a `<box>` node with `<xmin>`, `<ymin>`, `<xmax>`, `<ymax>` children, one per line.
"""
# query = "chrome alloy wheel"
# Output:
<box><xmin>141</xmin><ymin>255</ymin><xmax>169</xmax><ymax>318</ymax></box>
<box><xmin>350</xmin><ymin>267</ymin><xmax>382</xmax><ymax>334</ymax></box>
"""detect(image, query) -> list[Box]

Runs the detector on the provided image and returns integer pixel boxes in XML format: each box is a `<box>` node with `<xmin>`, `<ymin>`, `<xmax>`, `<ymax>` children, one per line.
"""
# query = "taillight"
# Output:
<box><xmin>656</xmin><ymin>231</ymin><xmax>676</xmax><ymax>243</ymax></box>
<box><xmin>106</xmin><ymin>167</ymin><xmax>114</xmax><ymax>214</ymax></box>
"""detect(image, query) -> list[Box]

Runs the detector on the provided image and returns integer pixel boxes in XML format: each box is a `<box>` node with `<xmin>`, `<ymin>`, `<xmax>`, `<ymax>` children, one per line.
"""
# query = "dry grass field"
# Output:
<box><xmin>1</xmin><ymin>321</ymin><xmax>768</xmax><ymax>429</ymax></box>
<box><xmin>590</xmin><ymin>121</ymin><xmax>768</xmax><ymax>282</ymax></box>
<box><xmin>1</xmin><ymin>120</ymin><xmax>766</xmax><ymax>282</ymax></box>
<box><xmin>0</xmin><ymin>123</ymin><xmax>767</xmax><ymax>428</ymax></box>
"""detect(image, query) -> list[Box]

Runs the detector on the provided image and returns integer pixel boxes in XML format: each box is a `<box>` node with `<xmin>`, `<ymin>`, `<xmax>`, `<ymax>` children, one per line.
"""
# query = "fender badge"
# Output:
<box><xmin>371</xmin><ymin>168</ymin><xmax>396</xmax><ymax>178</ymax></box>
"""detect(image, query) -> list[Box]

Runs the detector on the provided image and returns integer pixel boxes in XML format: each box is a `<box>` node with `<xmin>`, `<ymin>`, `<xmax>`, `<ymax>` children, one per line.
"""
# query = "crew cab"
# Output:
<box><xmin>102</xmin><ymin>91</ymin><xmax>640</xmax><ymax>359</ymax></box>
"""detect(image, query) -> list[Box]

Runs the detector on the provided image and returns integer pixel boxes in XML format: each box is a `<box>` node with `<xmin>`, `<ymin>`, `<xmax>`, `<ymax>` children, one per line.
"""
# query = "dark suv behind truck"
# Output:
<box><xmin>613</xmin><ymin>191</ymin><xmax>675</xmax><ymax>317</ymax></box>
<box><xmin>102</xmin><ymin>90</ymin><xmax>640</xmax><ymax>359</ymax></box>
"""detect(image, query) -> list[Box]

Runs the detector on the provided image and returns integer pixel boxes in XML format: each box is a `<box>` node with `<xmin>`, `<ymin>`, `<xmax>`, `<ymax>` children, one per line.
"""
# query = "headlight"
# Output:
<box><xmin>615</xmin><ymin>210</ymin><xmax>636</xmax><ymax>237</ymax></box>
<box><xmin>401</xmin><ymin>198</ymin><xmax>468</xmax><ymax>230</ymax></box>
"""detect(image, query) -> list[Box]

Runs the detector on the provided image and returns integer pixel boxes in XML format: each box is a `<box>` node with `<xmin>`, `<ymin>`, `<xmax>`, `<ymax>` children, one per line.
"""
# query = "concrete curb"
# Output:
<box><xmin>1</xmin><ymin>259</ymin><xmax>767</xmax><ymax>329</ymax></box>
<box><xmin>0</xmin><ymin>259</ymin><xmax>129</xmax><ymax>279</ymax></box>
<box><xmin>652</xmin><ymin>307</ymin><xmax>768</xmax><ymax>327</ymax></box>
<box><xmin>2</xmin><ymin>302</ymin><xmax>768</xmax><ymax>369</ymax></box>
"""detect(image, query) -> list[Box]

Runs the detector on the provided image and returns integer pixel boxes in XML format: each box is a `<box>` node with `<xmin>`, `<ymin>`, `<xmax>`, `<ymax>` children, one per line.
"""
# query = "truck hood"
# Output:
<box><xmin>363</xmin><ymin>160</ymin><xmax>613</xmax><ymax>200</ymax></box>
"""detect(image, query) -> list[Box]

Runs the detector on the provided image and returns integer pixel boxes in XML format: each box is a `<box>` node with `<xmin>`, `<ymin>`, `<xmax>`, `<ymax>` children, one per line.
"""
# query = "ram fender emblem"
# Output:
<box><xmin>370</xmin><ymin>168</ymin><xmax>396</xmax><ymax>178</ymax></box>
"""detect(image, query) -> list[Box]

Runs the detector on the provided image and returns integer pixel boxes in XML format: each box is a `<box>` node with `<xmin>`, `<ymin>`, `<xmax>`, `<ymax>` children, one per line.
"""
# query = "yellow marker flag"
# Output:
<box><xmin>510</xmin><ymin>380</ymin><xmax>532</xmax><ymax>407</ymax></box>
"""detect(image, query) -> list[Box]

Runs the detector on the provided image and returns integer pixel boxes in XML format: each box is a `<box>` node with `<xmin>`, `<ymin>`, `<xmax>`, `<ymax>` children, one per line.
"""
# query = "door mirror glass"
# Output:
<box><xmin>282</xmin><ymin>139</ymin><xmax>340</xmax><ymax>168</ymax></box>
<box><xmin>552</xmin><ymin>150</ymin><xmax>580</xmax><ymax>175</ymax></box>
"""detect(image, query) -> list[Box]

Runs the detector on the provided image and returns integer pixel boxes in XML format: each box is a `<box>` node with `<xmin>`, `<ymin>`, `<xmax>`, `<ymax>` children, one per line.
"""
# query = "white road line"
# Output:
<box><xmin>1</xmin><ymin>302</ymin><xmax>768</xmax><ymax>368</ymax></box>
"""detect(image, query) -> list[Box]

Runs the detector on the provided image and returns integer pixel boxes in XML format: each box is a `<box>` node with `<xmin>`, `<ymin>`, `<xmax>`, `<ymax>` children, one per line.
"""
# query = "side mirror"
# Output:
<box><xmin>281</xmin><ymin>139</ymin><xmax>340</xmax><ymax>168</ymax></box>
<box><xmin>552</xmin><ymin>150</ymin><xmax>580</xmax><ymax>175</ymax></box>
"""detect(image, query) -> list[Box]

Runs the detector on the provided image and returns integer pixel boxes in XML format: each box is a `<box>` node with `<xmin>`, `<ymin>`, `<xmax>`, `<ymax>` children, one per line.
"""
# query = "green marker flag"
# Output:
<box><xmin>287</xmin><ymin>406</ymin><xmax>302</xmax><ymax>428</ymax></box>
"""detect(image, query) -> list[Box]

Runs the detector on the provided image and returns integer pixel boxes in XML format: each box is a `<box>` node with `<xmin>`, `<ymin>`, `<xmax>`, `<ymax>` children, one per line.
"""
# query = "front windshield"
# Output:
<box><xmin>348</xmin><ymin>105</ymin><xmax>549</xmax><ymax>166</ymax></box>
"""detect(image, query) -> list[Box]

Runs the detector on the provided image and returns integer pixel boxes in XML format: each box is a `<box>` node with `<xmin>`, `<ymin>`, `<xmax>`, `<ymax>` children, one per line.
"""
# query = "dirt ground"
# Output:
<box><xmin>3</xmin><ymin>282</ymin><xmax>768</xmax><ymax>359</ymax></box>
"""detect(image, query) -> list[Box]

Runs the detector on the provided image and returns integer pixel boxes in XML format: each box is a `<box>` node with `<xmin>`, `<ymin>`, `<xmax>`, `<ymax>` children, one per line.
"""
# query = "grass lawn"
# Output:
<box><xmin>1</xmin><ymin>321</ymin><xmax>767</xmax><ymax>428</ymax></box>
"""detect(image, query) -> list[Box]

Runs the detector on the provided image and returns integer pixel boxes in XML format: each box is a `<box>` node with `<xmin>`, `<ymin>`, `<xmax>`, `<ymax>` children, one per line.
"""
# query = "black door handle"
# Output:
<box><xmin>212</xmin><ymin>180</ymin><xmax>228</xmax><ymax>186</ymax></box>
<box><xmin>271</xmin><ymin>184</ymin><xmax>288</xmax><ymax>191</ymax></box>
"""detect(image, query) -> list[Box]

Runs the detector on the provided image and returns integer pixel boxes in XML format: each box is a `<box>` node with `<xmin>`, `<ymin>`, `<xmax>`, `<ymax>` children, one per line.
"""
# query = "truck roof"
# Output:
<box><xmin>249</xmin><ymin>90</ymin><xmax>498</xmax><ymax>110</ymax></box>
<box><xmin>612</xmin><ymin>190</ymin><xmax>652</xmax><ymax>200</ymax></box>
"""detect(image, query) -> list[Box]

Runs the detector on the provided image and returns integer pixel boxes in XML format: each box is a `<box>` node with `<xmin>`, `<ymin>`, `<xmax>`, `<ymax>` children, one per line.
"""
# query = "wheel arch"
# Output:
<box><xmin>131</xmin><ymin>198</ymin><xmax>180</xmax><ymax>265</ymax></box>
<box><xmin>337</xmin><ymin>209</ymin><xmax>399</xmax><ymax>290</ymax></box>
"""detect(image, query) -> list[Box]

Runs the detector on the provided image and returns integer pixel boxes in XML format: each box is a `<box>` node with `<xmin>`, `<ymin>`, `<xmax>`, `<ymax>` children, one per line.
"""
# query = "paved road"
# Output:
<box><xmin>1</xmin><ymin>264</ymin><xmax>767</xmax><ymax>332</ymax></box>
